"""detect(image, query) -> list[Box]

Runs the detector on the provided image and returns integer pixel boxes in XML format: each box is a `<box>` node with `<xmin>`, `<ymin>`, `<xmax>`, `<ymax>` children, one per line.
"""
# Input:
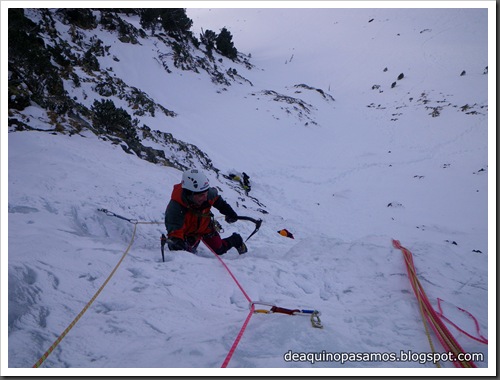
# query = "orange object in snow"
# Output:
<box><xmin>278</xmin><ymin>229</ymin><xmax>294</xmax><ymax>239</ymax></box>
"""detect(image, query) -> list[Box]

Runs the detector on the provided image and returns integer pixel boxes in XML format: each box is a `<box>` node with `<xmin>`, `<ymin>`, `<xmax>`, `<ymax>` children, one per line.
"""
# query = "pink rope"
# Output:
<box><xmin>437</xmin><ymin>298</ymin><xmax>488</xmax><ymax>345</ymax></box>
<box><xmin>207</xmin><ymin>245</ymin><xmax>252</xmax><ymax>303</ymax></box>
<box><xmin>393</xmin><ymin>239</ymin><xmax>477</xmax><ymax>368</ymax></box>
<box><xmin>221</xmin><ymin>304</ymin><xmax>255</xmax><ymax>368</ymax></box>
<box><xmin>202</xmin><ymin>241</ymin><xmax>254</xmax><ymax>367</ymax></box>
<box><xmin>398</xmin><ymin>245</ymin><xmax>461</xmax><ymax>367</ymax></box>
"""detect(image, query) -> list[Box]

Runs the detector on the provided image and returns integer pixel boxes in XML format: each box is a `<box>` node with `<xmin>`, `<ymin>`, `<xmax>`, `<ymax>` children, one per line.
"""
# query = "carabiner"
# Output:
<box><xmin>310</xmin><ymin>311</ymin><xmax>324</xmax><ymax>329</ymax></box>
<box><xmin>250</xmin><ymin>301</ymin><xmax>275</xmax><ymax>314</ymax></box>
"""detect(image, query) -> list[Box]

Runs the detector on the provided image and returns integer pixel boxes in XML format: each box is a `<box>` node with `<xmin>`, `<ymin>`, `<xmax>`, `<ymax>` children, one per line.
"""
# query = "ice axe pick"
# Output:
<box><xmin>236</xmin><ymin>216</ymin><xmax>263</xmax><ymax>242</ymax></box>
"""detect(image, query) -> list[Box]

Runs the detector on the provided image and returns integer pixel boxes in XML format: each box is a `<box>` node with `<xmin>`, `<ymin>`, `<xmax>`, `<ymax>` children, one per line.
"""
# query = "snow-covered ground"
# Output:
<box><xmin>3</xmin><ymin>3</ymin><xmax>495</xmax><ymax>376</ymax></box>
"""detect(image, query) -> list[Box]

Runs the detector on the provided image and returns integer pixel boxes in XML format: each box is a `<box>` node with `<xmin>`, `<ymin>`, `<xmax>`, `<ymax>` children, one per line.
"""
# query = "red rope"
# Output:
<box><xmin>397</xmin><ymin>240</ymin><xmax>468</xmax><ymax>368</ymax></box>
<box><xmin>221</xmin><ymin>304</ymin><xmax>255</xmax><ymax>368</ymax></box>
<box><xmin>206</xmin><ymin>245</ymin><xmax>252</xmax><ymax>303</ymax></box>
<box><xmin>202</xmin><ymin>241</ymin><xmax>254</xmax><ymax>367</ymax></box>
<box><xmin>392</xmin><ymin>239</ymin><xmax>477</xmax><ymax>368</ymax></box>
<box><xmin>436</xmin><ymin>298</ymin><xmax>488</xmax><ymax>345</ymax></box>
<box><xmin>399</xmin><ymin>244</ymin><xmax>457</xmax><ymax>367</ymax></box>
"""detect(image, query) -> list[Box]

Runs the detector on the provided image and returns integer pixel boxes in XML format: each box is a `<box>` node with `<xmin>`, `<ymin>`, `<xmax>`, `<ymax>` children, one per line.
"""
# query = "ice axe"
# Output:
<box><xmin>160</xmin><ymin>234</ymin><xmax>167</xmax><ymax>262</ymax></box>
<box><xmin>237</xmin><ymin>215</ymin><xmax>262</xmax><ymax>242</ymax></box>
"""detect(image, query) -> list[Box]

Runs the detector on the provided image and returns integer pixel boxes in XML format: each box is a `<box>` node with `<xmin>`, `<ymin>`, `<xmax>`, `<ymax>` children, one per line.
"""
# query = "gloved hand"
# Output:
<box><xmin>225</xmin><ymin>214</ymin><xmax>238</xmax><ymax>224</ymax></box>
<box><xmin>167</xmin><ymin>237</ymin><xmax>187</xmax><ymax>251</ymax></box>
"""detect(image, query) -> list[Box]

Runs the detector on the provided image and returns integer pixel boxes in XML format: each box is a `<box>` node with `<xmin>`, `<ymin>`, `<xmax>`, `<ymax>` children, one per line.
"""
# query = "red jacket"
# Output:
<box><xmin>165</xmin><ymin>183</ymin><xmax>236</xmax><ymax>240</ymax></box>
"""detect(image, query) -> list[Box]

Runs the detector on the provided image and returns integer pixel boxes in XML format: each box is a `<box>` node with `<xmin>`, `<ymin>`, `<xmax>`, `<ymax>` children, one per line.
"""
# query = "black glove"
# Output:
<box><xmin>225</xmin><ymin>214</ymin><xmax>238</xmax><ymax>224</ymax></box>
<box><xmin>168</xmin><ymin>237</ymin><xmax>187</xmax><ymax>251</ymax></box>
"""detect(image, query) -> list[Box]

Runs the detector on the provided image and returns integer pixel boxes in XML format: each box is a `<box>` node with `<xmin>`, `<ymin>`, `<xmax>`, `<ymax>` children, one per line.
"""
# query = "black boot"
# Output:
<box><xmin>224</xmin><ymin>233</ymin><xmax>248</xmax><ymax>254</ymax></box>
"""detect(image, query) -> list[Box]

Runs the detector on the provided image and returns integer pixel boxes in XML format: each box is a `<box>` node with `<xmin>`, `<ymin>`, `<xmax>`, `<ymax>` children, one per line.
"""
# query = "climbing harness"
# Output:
<box><xmin>251</xmin><ymin>301</ymin><xmax>323</xmax><ymax>329</ymax></box>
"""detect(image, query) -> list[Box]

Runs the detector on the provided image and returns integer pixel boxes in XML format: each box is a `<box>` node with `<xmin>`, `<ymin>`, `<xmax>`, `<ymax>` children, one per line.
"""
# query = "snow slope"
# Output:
<box><xmin>3</xmin><ymin>4</ymin><xmax>495</xmax><ymax>376</ymax></box>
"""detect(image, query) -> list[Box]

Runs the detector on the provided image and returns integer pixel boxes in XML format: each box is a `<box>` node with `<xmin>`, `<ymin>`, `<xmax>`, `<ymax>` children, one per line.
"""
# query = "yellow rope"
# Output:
<box><xmin>403</xmin><ymin>251</ymin><xmax>441</xmax><ymax>368</ymax></box>
<box><xmin>33</xmin><ymin>222</ymin><xmax>144</xmax><ymax>368</ymax></box>
<box><xmin>396</xmin><ymin>240</ymin><xmax>475</xmax><ymax>368</ymax></box>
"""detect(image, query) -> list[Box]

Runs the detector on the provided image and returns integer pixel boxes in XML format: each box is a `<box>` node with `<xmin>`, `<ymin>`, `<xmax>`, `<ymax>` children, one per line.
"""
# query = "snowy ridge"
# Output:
<box><xmin>4</xmin><ymin>5</ymin><xmax>493</xmax><ymax>375</ymax></box>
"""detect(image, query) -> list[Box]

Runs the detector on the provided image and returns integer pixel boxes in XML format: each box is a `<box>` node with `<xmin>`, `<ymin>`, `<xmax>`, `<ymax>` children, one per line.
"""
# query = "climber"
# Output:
<box><xmin>164</xmin><ymin>169</ymin><xmax>248</xmax><ymax>255</ymax></box>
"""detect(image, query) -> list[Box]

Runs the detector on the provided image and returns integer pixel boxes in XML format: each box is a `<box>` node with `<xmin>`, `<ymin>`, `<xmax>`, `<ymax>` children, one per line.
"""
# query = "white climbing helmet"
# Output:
<box><xmin>182</xmin><ymin>169</ymin><xmax>209</xmax><ymax>193</ymax></box>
